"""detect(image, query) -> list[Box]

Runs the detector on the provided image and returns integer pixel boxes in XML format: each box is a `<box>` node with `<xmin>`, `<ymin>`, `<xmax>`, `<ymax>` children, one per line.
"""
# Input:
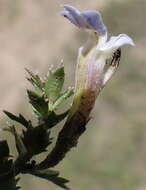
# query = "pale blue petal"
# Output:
<box><xmin>81</xmin><ymin>10</ymin><xmax>107</xmax><ymax>35</ymax></box>
<box><xmin>63</xmin><ymin>5</ymin><xmax>88</xmax><ymax>28</ymax></box>
<box><xmin>61</xmin><ymin>11</ymin><xmax>80</xmax><ymax>27</ymax></box>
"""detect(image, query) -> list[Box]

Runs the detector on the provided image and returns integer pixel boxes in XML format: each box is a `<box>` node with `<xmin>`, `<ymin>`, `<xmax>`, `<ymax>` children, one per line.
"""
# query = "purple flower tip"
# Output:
<box><xmin>61</xmin><ymin>5</ymin><xmax>107</xmax><ymax>36</ymax></box>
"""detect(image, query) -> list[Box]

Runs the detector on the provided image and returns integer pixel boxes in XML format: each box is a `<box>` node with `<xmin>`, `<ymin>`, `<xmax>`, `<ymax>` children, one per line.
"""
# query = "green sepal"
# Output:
<box><xmin>45</xmin><ymin>67</ymin><xmax>64</xmax><ymax>106</ymax></box>
<box><xmin>29</xmin><ymin>169</ymin><xmax>70</xmax><ymax>190</ymax></box>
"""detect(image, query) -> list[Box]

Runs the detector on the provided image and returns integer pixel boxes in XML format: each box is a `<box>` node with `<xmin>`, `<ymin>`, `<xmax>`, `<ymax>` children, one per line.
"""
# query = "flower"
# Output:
<box><xmin>34</xmin><ymin>6</ymin><xmax>135</xmax><ymax>170</ymax></box>
<box><xmin>62</xmin><ymin>5</ymin><xmax>134</xmax><ymax>55</ymax></box>
<box><xmin>61</xmin><ymin>5</ymin><xmax>135</xmax><ymax>119</ymax></box>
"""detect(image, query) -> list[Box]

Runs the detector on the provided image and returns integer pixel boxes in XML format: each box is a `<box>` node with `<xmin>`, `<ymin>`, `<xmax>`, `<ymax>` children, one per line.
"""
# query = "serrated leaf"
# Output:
<box><xmin>29</xmin><ymin>169</ymin><xmax>70</xmax><ymax>190</ymax></box>
<box><xmin>51</xmin><ymin>88</ymin><xmax>74</xmax><ymax>110</ymax></box>
<box><xmin>27</xmin><ymin>90</ymin><xmax>48</xmax><ymax>118</ymax></box>
<box><xmin>4</xmin><ymin>111</ymin><xmax>32</xmax><ymax>129</ymax></box>
<box><xmin>11</xmin><ymin>126</ymin><xmax>27</xmax><ymax>156</ymax></box>
<box><xmin>22</xmin><ymin>126</ymin><xmax>52</xmax><ymax>155</ymax></box>
<box><xmin>45</xmin><ymin>67</ymin><xmax>64</xmax><ymax>106</ymax></box>
<box><xmin>42</xmin><ymin>110</ymin><xmax>69</xmax><ymax>129</ymax></box>
<box><xmin>4</xmin><ymin>126</ymin><xmax>27</xmax><ymax>156</ymax></box>
<box><xmin>25</xmin><ymin>68</ymin><xmax>44</xmax><ymax>94</ymax></box>
<box><xmin>0</xmin><ymin>140</ymin><xmax>10</xmax><ymax>159</ymax></box>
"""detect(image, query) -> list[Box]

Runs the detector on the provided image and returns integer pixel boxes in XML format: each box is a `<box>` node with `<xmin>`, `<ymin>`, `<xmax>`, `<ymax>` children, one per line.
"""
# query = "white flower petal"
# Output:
<box><xmin>96</xmin><ymin>33</ymin><xmax>108</xmax><ymax>48</ymax></box>
<box><xmin>100</xmin><ymin>34</ymin><xmax>135</xmax><ymax>57</ymax></box>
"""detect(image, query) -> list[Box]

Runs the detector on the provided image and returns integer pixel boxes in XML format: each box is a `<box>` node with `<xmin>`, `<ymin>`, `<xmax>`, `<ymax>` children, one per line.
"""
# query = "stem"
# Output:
<box><xmin>35</xmin><ymin>87</ymin><xmax>101</xmax><ymax>170</ymax></box>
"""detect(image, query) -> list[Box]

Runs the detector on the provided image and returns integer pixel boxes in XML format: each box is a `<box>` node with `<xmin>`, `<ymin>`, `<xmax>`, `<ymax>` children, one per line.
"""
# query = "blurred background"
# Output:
<box><xmin>0</xmin><ymin>0</ymin><xmax>146</xmax><ymax>189</ymax></box>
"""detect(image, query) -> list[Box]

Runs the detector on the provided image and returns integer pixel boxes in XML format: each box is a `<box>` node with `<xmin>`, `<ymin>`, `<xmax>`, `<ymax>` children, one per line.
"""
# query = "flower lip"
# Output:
<box><xmin>99</xmin><ymin>33</ymin><xmax>135</xmax><ymax>57</ymax></box>
<box><xmin>62</xmin><ymin>5</ymin><xmax>88</xmax><ymax>28</ymax></box>
<box><xmin>61</xmin><ymin>4</ymin><xmax>107</xmax><ymax>36</ymax></box>
<box><xmin>81</xmin><ymin>10</ymin><xmax>107</xmax><ymax>35</ymax></box>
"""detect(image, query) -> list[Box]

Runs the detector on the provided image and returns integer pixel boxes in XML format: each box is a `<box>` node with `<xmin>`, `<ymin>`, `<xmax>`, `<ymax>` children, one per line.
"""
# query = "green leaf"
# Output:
<box><xmin>0</xmin><ymin>140</ymin><xmax>10</xmax><ymax>159</ymax></box>
<box><xmin>7</xmin><ymin>126</ymin><xmax>27</xmax><ymax>156</ymax></box>
<box><xmin>29</xmin><ymin>169</ymin><xmax>70</xmax><ymax>190</ymax></box>
<box><xmin>0</xmin><ymin>145</ymin><xmax>14</xmax><ymax>182</ymax></box>
<box><xmin>4</xmin><ymin>111</ymin><xmax>32</xmax><ymax>129</ymax></box>
<box><xmin>52</xmin><ymin>88</ymin><xmax>74</xmax><ymax>110</ymax></box>
<box><xmin>22</xmin><ymin>126</ymin><xmax>52</xmax><ymax>155</ymax></box>
<box><xmin>42</xmin><ymin>110</ymin><xmax>69</xmax><ymax>129</ymax></box>
<box><xmin>27</xmin><ymin>90</ymin><xmax>48</xmax><ymax>118</ymax></box>
<box><xmin>45</xmin><ymin>67</ymin><xmax>64</xmax><ymax>108</ymax></box>
<box><xmin>0</xmin><ymin>177</ymin><xmax>20</xmax><ymax>190</ymax></box>
<box><xmin>25</xmin><ymin>68</ymin><xmax>44</xmax><ymax>94</ymax></box>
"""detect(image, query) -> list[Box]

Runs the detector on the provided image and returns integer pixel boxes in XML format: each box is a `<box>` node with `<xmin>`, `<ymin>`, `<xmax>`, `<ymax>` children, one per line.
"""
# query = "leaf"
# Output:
<box><xmin>52</xmin><ymin>88</ymin><xmax>74</xmax><ymax>110</ymax></box>
<box><xmin>25</xmin><ymin>68</ymin><xmax>44</xmax><ymax>93</ymax></box>
<box><xmin>4</xmin><ymin>125</ymin><xmax>28</xmax><ymax>157</ymax></box>
<box><xmin>9</xmin><ymin>126</ymin><xmax>27</xmax><ymax>156</ymax></box>
<box><xmin>42</xmin><ymin>110</ymin><xmax>69</xmax><ymax>129</ymax></box>
<box><xmin>27</xmin><ymin>90</ymin><xmax>48</xmax><ymax>118</ymax></box>
<box><xmin>0</xmin><ymin>177</ymin><xmax>20</xmax><ymax>190</ymax></box>
<box><xmin>45</xmin><ymin>67</ymin><xmax>64</xmax><ymax>108</ymax></box>
<box><xmin>4</xmin><ymin>110</ymin><xmax>32</xmax><ymax>129</ymax></box>
<box><xmin>22</xmin><ymin>126</ymin><xmax>52</xmax><ymax>155</ymax></box>
<box><xmin>0</xmin><ymin>140</ymin><xmax>10</xmax><ymax>159</ymax></box>
<box><xmin>29</xmin><ymin>169</ymin><xmax>70</xmax><ymax>190</ymax></box>
<box><xmin>0</xmin><ymin>142</ymin><xmax>20</xmax><ymax>190</ymax></box>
